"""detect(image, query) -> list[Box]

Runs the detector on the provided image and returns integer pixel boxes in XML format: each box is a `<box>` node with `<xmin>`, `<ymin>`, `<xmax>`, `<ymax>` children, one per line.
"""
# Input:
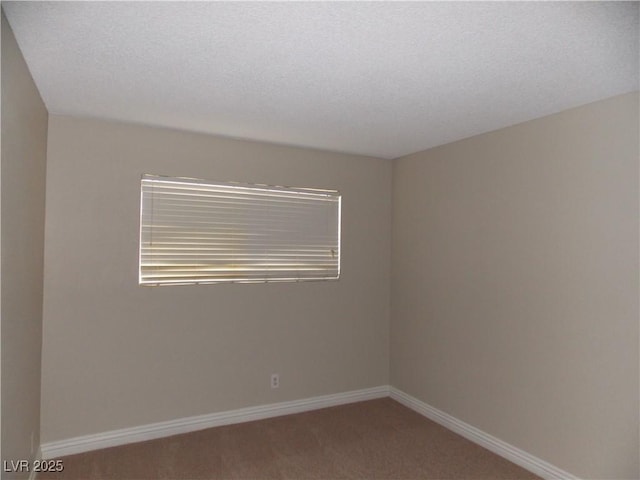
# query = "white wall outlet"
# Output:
<box><xmin>271</xmin><ymin>373</ymin><xmax>279</xmax><ymax>389</ymax></box>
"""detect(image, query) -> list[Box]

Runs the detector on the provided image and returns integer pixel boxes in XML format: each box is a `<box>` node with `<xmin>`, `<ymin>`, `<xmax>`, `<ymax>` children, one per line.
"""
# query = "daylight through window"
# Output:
<box><xmin>139</xmin><ymin>174</ymin><xmax>341</xmax><ymax>285</ymax></box>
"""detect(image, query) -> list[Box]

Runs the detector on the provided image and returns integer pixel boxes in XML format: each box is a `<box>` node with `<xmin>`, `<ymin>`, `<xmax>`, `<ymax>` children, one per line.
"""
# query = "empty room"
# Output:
<box><xmin>1</xmin><ymin>1</ymin><xmax>638</xmax><ymax>479</ymax></box>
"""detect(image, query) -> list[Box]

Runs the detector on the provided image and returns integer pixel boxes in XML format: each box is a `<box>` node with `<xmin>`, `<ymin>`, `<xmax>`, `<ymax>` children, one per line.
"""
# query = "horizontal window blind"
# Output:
<box><xmin>139</xmin><ymin>174</ymin><xmax>341</xmax><ymax>285</ymax></box>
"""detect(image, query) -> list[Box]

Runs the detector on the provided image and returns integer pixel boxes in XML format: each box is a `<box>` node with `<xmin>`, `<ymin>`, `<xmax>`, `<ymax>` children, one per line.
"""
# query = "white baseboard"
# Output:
<box><xmin>40</xmin><ymin>385</ymin><xmax>389</xmax><ymax>459</ymax></box>
<box><xmin>389</xmin><ymin>387</ymin><xmax>579</xmax><ymax>480</ymax></box>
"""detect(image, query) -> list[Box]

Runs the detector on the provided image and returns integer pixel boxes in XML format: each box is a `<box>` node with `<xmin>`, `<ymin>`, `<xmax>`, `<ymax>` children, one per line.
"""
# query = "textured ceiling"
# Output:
<box><xmin>3</xmin><ymin>1</ymin><xmax>638</xmax><ymax>159</ymax></box>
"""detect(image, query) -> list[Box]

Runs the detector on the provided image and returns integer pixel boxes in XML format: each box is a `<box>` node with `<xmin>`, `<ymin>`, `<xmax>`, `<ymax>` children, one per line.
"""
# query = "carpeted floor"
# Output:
<box><xmin>38</xmin><ymin>398</ymin><xmax>540</xmax><ymax>479</ymax></box>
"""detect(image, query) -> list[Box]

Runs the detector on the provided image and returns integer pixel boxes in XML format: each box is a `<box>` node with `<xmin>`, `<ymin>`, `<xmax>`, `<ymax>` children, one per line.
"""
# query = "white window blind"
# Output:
<box><xmin>139</xmin><ymin>174</ymin><xmax>341</xmax><ymax>285</ymax></box>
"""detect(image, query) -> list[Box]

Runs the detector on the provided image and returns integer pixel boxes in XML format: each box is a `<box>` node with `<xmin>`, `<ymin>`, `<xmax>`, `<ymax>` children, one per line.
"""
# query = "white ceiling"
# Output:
<box><xmin>3</xmin><ymin>1</ymin><xmax>638</xmax><ymax>159</ymax></box>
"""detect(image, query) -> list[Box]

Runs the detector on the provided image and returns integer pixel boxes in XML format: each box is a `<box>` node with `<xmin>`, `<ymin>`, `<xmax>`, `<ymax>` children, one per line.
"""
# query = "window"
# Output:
<box><xmin>139</xmin><ymin>174</ymin><xmax>341</xmax><ymax>285</ymax></box>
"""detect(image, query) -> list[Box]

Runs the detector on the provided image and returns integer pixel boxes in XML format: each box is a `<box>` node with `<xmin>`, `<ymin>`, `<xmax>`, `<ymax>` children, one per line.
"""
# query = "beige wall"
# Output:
<box><xmin>1</xmin><ymin>11</ymin><xmax>48</xmax><ymax>478</ymax></box>
<box><xmin>41</xmin><ymin>115</ymin><xmax>392</xmax><ymax>443</ymax></box>
<box><xmin>391</xmin><ymin>92</ymin><xmax>639</xmax><ymax>479</ymax></box>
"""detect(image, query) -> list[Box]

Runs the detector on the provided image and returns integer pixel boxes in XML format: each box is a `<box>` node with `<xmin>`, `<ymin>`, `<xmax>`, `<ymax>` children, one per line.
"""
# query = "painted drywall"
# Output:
<box><xmin>391</xmin><ymin>92</ymin><xmax>639</xmax><ymax>479</ymax></box>
<box><xmin>1</xmin><ymin>10</ymin><xmax>48</xmax><ymax>478</ymax></box>
<box><xmin>41</xmin><ymin>115</ymin><xmax>392</xmax><ymax>443</ymax></box>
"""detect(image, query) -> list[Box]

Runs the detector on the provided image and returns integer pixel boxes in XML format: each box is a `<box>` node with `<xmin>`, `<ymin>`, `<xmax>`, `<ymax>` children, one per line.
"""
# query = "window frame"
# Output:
<box><xmin>138</xmin><ymin>174</ymin><xmax>342</xmax><ymax>286</ymax></box>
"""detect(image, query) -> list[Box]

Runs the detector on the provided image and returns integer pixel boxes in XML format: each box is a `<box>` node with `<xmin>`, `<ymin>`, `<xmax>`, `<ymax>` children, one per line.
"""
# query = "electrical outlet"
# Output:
<box><xmin>271</xmin><ymin>373</ymin><xmax>279</xmax><ymax>389</ymax></box>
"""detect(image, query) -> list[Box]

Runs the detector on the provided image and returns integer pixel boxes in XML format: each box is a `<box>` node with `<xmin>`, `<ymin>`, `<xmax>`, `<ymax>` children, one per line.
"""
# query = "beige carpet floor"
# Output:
<box><xmin>38</xmin><ymin>398</ymin><xmax>540</xmax><ymax>479</ymax></box>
